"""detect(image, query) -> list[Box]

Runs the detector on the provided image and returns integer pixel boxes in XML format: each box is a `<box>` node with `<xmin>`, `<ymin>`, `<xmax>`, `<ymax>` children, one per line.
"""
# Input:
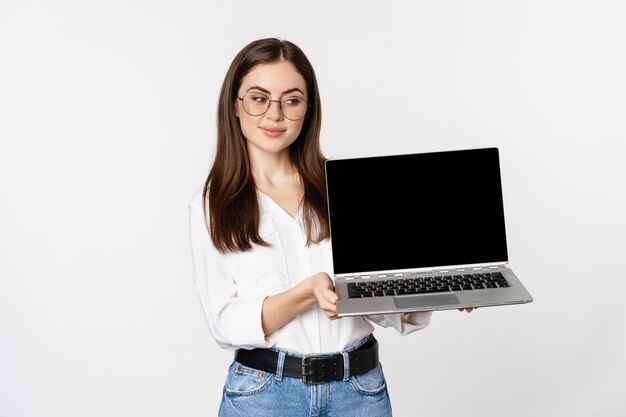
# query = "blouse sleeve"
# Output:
<box><xmin>364</xmin><ymin>311</ymin><xmax>433</xmax><ymax>336</ymax></box>
<box><xmin>188</xmin><ymin>198</ymin><xmax>275</xmax><ymax>351</ymax></box>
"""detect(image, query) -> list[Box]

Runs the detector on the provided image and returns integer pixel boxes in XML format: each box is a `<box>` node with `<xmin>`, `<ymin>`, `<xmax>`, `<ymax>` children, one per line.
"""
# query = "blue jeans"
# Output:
<box><xmin>218</xmin><ymin>335</ymin><xmax>393</xmax><ymax>417</ymax></box>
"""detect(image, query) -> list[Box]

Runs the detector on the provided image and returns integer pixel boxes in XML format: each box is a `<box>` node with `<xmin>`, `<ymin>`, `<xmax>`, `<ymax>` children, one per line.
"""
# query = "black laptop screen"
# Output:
<box><xmin>325</xmin><ymin>147</ymin><xmax>509</xmax><ymax>275</ymax></box>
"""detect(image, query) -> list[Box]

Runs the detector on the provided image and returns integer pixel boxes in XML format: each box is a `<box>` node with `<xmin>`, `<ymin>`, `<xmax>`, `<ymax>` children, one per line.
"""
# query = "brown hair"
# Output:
<box><xmin>202</xmin><ymin>38</ymin><xmax>329</xmax><ymax>253</ymax></box>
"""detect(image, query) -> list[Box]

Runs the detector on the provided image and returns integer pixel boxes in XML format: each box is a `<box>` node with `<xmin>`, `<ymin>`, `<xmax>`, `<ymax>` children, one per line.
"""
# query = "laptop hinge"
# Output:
<box><xmin>433</xmin><ymin>263</ymin><xmax>508</xmax><ymax>274</ymax></box>
<box><xmin>336</xmin><ymin>263</ymin><xmax>508</xmax><ymax>279</ymax></box>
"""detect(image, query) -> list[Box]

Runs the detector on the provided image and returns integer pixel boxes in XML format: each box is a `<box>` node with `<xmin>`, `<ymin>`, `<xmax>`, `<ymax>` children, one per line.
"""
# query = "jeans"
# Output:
<box><xmin>218</xmin><ymin>335</ymin><xmax>393</xmax><ymax>417</ymax></box>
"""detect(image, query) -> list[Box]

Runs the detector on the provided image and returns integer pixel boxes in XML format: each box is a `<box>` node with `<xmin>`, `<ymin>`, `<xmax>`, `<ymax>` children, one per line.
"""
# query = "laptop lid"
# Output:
<box><xmin>325</xmin><ymin>147</ymin><xmax>509</xmax><ymax>276</ymax></box>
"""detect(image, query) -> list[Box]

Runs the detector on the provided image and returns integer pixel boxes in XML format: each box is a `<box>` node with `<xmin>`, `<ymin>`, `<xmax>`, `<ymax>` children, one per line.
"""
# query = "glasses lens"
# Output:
<box><xmin>242</xmin><ymin>93</ymin><xmax>270</xmax><ymax>116</ymax></box>
<box><xmin>281</xmin><ymin>96</ymin><xmax>307</xmax><ymax>120</ymax></box>
<box><xmin>241</xmin><ymin>93</ymin><xmax>308</xmax><ymax>120</ymax></box>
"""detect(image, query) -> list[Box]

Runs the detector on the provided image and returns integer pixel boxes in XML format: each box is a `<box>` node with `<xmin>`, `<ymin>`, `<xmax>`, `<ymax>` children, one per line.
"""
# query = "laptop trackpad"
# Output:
<box><xmin>394</xmin><ymin>294</ymin><xmax>460</xmax><ymax>309</ymax></box>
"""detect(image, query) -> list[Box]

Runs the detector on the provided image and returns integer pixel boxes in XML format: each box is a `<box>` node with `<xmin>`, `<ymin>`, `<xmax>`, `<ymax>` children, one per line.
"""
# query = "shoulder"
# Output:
<box><xmin>188</xmin><ymin>185</ymin><xmax>208</xmax><ymax>213</ymax></box>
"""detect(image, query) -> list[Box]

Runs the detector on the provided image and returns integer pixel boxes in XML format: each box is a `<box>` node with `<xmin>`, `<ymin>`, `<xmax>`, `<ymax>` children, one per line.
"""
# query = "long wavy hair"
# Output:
<box><xmin>202</xmin><ymin>38</ymin><xmax>329</xmax><ymax>253</ymax></box>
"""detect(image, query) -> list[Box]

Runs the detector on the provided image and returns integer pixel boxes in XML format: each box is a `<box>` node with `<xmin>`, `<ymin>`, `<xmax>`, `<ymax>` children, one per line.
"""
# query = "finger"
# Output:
<box><xmin>322</xmin><ymin>289</ymin><xmax>339</xmax><ymax>304</ymax></box>
<box><xmin>317</xmin><ymin>296</ymin><xmax>337</xmax><ymax>313</ymax></box>
<box><xmin>326</xmin><ymin>312</ymin><xmax>339</xmax><ymax>320</ymax></box>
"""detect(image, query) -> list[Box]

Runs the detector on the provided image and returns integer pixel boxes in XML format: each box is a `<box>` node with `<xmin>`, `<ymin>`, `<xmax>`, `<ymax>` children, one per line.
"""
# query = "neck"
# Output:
<box><xmin>248</xmin><ymin>148</ymin><xmax>297</xmax><ymax>188</ymax></box>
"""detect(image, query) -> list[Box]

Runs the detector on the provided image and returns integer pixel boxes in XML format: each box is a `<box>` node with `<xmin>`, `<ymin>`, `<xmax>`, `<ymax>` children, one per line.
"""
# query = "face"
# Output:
<box><xmin>236</xmin><ymin>61</ymin><xmax>308</xmax><ymax>157</ymax></box>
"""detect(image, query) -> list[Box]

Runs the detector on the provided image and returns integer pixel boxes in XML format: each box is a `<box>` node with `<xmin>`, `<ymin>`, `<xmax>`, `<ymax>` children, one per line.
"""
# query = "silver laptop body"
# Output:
<box><xmin>325</xmin><ymin>147</ymin><xmax>533</xmax><ymax>317</ymax></box>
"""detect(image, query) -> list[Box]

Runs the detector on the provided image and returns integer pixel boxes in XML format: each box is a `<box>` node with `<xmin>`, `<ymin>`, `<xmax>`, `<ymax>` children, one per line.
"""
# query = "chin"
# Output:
<box><xmin>249</xmin><ymin>137</ymin><xmax>297</xmax><ymax>154</ymax></box>
<box><xmin>248</xmin><ymin>142</ymin><xmax>288</xmax><ymax>155</ymax></box>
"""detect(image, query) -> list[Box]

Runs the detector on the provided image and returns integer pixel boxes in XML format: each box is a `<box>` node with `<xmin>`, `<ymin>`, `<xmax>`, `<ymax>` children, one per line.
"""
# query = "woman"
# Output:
<box><xmin>188</xmin><ymin>37</ymin><xmax>472</xmax><ymax>417</ymax></box>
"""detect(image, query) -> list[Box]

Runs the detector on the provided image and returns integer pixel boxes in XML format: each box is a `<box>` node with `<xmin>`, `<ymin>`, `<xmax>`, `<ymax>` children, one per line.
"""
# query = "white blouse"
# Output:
<box><xmin>188</xmin><ymin>186</ymin><xmax>433</xmax><ymax>354</ymax></box>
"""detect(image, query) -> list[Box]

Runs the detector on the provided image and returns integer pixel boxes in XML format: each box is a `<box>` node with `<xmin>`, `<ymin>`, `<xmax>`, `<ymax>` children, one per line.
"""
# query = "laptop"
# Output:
<box><xmin>325</xmin><ymin>147</ymin><xmax>533</xmax><ymax>317</ymax></box>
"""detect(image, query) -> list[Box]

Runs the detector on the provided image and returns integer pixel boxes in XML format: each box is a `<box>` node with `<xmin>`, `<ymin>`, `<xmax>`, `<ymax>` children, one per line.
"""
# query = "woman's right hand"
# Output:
<box><xmin>305</xmin><ymin>272</ymin><xmax>340</xmax><ymax>320</ymax></box>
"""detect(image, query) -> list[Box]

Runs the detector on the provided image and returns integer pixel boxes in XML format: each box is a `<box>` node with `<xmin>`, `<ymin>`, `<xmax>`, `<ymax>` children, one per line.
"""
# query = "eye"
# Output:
<box><xmin>249</xmin><ymin>94</ymin><xmax>269</xmax><ymax>104</ymax></box>
<box><xmin>282</xmin><ymin>96</ymin><xmax>304</xmax><ymax>107</ymax></box>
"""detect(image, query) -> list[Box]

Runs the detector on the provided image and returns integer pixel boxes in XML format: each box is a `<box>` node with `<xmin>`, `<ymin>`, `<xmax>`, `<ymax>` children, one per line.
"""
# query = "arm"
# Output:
<box><xmin>261</xmin><ymin>272</ymin><xmax>338</xmax><ymax>336</ymax></box>
<box><xmin>365</xmin><ymin>308</ymin><xmax>476</xmax><ymax>336</ymax></box>
<box><xmin>365</xmin><ymin>311</ymin><xmax>434</xmax><ymax>336</ymax></box>
<box><xmin>189</xmin><ymin>202</ymin><xmax>273</xmax><ymax>350</ymax></box>
<box><xmin>189</xmin><ymin>198</ymin><xmax>338</xmax><ymax>348</ymax></box>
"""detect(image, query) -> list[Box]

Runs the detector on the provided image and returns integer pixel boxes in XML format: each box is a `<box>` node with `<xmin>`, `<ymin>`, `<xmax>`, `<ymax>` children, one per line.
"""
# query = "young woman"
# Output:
<box><xmin>188</xmin><ymin>37</ymin><xmax>473</xmax><ymax>417</ymax></box>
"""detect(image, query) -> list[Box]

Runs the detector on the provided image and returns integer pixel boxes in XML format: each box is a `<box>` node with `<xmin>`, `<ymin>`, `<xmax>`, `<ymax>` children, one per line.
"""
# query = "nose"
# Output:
<box><xmin>265</xmin><ymin>100</ymin><xmax>283</xmax><ymax>121</ymax></box>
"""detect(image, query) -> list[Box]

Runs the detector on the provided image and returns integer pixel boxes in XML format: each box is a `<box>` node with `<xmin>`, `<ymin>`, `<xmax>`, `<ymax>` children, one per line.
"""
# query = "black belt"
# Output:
<box><xmin>234</xmin><ymin>335</ymin><xmax>379</xmax><ymax>385</ymax></box>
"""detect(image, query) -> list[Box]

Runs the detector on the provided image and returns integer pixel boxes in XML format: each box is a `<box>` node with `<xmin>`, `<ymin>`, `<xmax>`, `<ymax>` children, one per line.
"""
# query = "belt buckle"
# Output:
<box><xmin>301</xmin><ymin>354</ymin><xmax>325</xmax><ymax>385</ymax></box>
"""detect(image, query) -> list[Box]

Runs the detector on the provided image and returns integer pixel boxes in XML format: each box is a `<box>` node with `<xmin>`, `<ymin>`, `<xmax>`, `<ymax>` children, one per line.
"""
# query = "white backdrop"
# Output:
<box><xmin>1</xmin><ymin>1</ymin><xmax>625</xmax><ymax>416</ymax></box>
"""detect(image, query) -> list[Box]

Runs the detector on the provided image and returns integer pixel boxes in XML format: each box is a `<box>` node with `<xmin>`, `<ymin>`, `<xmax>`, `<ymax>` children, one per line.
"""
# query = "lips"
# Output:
<box><xmin>259</xmin><ymin>126</ymin><xmax>286</xmax><ymax>138</ymax></box>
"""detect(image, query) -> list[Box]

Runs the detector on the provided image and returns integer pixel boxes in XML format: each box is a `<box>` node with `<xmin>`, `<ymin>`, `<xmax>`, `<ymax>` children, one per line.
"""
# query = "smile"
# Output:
<box><xmin>259</xmin><ymin>126</ymin><xmax>286</xmax><ymax>138</ymax></box>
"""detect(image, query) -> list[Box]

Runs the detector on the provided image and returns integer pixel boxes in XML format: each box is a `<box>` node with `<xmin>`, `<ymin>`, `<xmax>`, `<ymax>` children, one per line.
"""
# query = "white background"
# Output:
<box><xmin>1</xmin><ymin>1</ymin><xmax>625</xmax><ymax>416</ymax></box>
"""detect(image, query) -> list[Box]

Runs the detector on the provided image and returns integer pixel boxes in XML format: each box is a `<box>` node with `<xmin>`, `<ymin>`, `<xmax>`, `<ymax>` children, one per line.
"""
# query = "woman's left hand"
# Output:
<box><xmin>458</xmin><ymin>308</ymin><xmax>476</xmax><ymax>313</ymax></box>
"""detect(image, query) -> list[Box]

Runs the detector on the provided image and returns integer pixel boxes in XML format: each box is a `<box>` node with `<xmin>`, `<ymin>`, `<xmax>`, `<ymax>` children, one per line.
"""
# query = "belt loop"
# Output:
<box><xmin>275</xmin><ymin>350</ymin><xmax>287</xmax><ymax>381</ymax></box>
<box><xmin>340</xmin><ymin>350</ymin><xmax>350</xmax><ymax>381</ymax></box>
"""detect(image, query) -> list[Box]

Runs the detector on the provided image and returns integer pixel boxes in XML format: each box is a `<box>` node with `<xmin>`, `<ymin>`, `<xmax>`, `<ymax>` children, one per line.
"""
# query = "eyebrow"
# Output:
<box><xmin>246</xmin><ymin>86</ymin><xmax>305</xmax><ymax>96</ymax></box>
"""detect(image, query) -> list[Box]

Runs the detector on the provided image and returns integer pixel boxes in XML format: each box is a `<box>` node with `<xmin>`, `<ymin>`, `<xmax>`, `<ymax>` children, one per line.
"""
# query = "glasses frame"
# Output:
<box><xmin>236</xmin><ymin>91</ymin><xmax>310</xmax><ymax>121</ymax></box>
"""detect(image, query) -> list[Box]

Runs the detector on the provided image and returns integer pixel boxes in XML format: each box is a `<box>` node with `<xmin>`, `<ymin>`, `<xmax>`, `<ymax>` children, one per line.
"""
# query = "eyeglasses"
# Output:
<box><xmin>237</xmin><ymin>92</ymin><xmax>309</xmax><ymax>121</ymax></box>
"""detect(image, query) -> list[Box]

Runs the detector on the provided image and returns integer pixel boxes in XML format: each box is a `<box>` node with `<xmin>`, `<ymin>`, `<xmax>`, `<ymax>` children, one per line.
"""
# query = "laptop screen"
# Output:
<box><xmin>325</xmin><ymin>147</ymin><xmax>509</xmax><ymax>275</ymax></box>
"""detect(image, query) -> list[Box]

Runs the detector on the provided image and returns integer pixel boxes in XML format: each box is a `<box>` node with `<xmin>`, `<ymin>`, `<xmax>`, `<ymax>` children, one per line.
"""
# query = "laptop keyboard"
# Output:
<box><xmin>346</xmin><ymin>272</ymin><xmax>510</xmax><ymax>298</ymax></box>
